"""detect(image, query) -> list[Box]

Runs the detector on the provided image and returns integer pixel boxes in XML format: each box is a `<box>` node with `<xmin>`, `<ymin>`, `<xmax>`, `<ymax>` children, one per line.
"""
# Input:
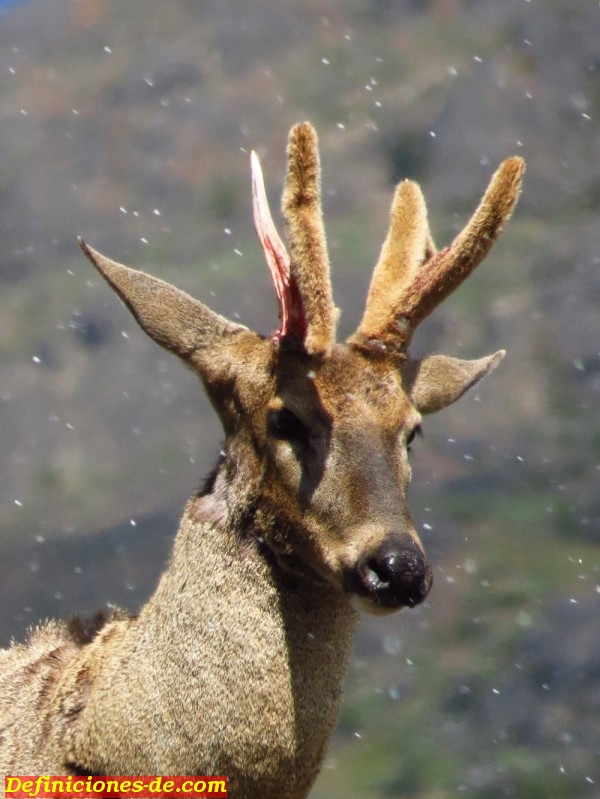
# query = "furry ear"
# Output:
<box><xmin>79</xmin><ymin>238</ymin><xmax>270</xmax><ymax>436</ymax></box>
<box><xmin>402</xmin><ymin>351</ymin><xmax>505</xmax><ymax>414</ymax></box>
<box><xmin>79</xmin><ymin>239</ymin><xmax>246</xmax><ymax>361</ymax></box>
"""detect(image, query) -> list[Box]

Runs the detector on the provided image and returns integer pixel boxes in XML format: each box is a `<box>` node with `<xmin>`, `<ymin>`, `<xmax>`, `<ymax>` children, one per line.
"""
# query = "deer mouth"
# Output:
<box><xmin>344</xmin><ymin>546</ymin><xmax>433</xmax><ymax>613</ymax></box>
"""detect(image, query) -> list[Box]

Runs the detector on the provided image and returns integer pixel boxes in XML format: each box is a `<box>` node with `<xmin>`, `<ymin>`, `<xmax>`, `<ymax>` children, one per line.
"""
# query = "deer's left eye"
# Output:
<box><xmin>406</xmin><ymin>424</ymin><xmax>423</xmax><ymax>452</ymax></box>
<box><xmin>268</xmin><ymin>408</ymin><xmax>307</xmax><ymax>442</ymax></box>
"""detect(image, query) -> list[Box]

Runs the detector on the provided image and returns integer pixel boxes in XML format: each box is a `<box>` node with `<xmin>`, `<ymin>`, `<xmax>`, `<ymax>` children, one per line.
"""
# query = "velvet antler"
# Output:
<box><xmin>252</xmin><ymin>123</ymin><xmax>336</xmax><ymax>356</ymax></box>
<box><xmin>349</xmin><ymin>156</ymin><xmax>525</xmax><ymax>352</ymax></box>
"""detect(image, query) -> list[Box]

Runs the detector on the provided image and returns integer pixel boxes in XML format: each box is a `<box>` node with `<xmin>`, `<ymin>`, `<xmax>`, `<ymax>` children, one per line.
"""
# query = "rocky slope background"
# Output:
<box><xmin>0</xmin><ymin>1</ymin><xmax>598</xmax><ymax>797</ymax></box>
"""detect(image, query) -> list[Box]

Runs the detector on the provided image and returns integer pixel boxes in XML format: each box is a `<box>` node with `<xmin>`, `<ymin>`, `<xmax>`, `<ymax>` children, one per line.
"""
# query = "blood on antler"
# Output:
<box><xmin>252</xmin><ymin>123</ymin><xmax>336</xmax><ymax>356</ymax></box>
<box><xmin>252</xmin><ymin>123</ymin><xmax>524</xmax><ymax>357</ymax></box>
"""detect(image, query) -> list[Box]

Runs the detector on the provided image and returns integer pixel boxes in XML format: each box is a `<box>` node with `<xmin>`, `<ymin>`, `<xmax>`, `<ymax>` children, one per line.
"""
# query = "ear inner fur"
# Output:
<box><xmin>403</xmin><ymin>351</ymin><xmax>506</xmax><ymax>414</ymax></box>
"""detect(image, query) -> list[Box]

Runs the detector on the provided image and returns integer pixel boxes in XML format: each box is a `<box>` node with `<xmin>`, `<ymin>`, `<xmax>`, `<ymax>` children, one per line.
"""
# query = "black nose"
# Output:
<box><xmin>350</xmin><ymin>544</ymin><xmax>433</xmax><ymax>609</ymax></box>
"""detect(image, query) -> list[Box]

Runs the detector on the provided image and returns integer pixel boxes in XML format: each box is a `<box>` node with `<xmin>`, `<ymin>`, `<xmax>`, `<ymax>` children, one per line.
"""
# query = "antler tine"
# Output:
<box><xmin>399</xmin><ymin>156</ymin><xmax>525</xmax><ymax>339</ymax></box>
<box><xmin>281</xmin><ymin>122</ymin><xmax>336</xmax><ymax>356</ymax></box>
<box><xmin>251</xmin><ymin>151</ymin><xmax>306</xmax><ymax>343</ymax></box>
<box><xmin>352</xmin><ymin>156</ymin><xmax>525</xmax><ymax>352</ymax></box>
<box><xmin>349</xmin><ymin>179</ymin><xmax>432</xmax><ymax>347</ymax></box>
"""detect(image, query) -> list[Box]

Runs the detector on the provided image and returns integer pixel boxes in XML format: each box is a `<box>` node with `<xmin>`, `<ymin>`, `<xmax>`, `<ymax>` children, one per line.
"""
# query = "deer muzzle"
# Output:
<box><xmin>346</xmin><ymin>539</ymin><xmax>433</xmax><ymax>612</ymax></box>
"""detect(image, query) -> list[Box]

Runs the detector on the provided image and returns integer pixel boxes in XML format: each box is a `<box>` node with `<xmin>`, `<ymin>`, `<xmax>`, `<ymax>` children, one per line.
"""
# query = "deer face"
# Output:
<box><xmin>254</xmin><ymin>344</ymin><xmax>430</xmax><ymax>612</ymax></box>
<box><xmin>214</xmin><ymin>338</ymin><xmax>501</xmax><ymax>613</ymax></box>
<box><xmin>80</xmin><ymin>122</ymin><xmax>523</xmax><ymax>615</ymax></box>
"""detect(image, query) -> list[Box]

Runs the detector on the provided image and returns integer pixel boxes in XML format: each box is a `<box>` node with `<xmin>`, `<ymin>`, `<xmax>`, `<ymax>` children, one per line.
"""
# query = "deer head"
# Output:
<box><xmin>79</xmin><ymin>123</ymin><xmax>523</xmax><ymax>615</ymax></box>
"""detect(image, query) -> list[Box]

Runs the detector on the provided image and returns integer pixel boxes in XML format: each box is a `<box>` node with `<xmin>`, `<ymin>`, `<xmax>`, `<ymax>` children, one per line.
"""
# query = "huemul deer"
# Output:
<box><xmin>0</xmin><ymin>123</ymin><xmax>524</xmax><ymax>798</ymax></box>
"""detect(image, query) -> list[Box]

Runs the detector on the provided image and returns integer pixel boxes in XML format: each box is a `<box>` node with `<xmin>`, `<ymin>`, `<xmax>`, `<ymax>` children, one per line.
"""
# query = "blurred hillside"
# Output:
<box><xmin>0</xmin><ymin>2</ymin><xmax>598</xmax><ymax>797</ymax></box>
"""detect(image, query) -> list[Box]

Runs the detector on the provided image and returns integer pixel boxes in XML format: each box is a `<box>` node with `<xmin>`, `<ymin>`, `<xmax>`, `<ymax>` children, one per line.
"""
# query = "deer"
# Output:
<box><xmin>0</xmin><ymin>122</ymin><xmax>524</xmax><ymax>799</ymax></box>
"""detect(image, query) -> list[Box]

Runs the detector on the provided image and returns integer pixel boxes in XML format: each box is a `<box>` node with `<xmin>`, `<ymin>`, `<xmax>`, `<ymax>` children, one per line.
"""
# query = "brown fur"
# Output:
<box><xmin>351</xmin><ymin>155</ymin><xmax>525</xmax><ymax>351</ymax></box>
<box><xmin>358</xmin><ymin>179</ymin><xmax>430</xmax><ymax>339</ymax></box>
<box><xmin>0</xmin><ymin>123</ymin><xmax>523</xmax><ymax>798</ymax></box>
<box><xmin>281</xmin><ymin>123</ymin><xmax>336</xmax><ymax>356</ymax></box>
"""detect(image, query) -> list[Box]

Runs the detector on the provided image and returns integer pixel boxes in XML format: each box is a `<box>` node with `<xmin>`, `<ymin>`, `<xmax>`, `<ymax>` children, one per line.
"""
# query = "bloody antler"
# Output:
<box><xmin>251</xmin><ymin>151</ymin><xmax>306</xmax><ymax>343</ymax></box>
<box><xmin>252</xmin><ymin>123</ymin><xmax>336</xmax><ymax>356</ymax></box>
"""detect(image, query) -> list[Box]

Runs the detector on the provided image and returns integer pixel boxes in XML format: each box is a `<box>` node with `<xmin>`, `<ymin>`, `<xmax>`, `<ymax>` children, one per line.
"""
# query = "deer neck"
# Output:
<box><xmin>68</xmin><ymin>474</ymin><xmax>358</xmax><ymax>799</ymax></box>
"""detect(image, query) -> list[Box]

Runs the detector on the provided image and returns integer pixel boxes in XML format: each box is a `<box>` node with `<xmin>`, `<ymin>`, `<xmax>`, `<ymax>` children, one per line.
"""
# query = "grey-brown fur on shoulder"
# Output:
<box><xmin>66</xmin><ymin>608</ymin><xmax>129</xmax><ymax>647</ymax></box>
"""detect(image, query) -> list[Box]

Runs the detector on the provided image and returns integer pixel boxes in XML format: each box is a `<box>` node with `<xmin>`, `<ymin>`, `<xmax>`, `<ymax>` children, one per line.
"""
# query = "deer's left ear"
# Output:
<box><xmin>402</xmin><ymin>351</ymin><xmax>505</xmax><ymax>415</ymax></box>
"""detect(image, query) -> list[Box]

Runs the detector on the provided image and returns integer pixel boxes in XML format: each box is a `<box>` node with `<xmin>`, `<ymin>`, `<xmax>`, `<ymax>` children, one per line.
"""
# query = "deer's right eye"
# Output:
<box><xmin>268</xmin><ymin>408</ymin><xmax>306</xmax><ymax>442</ymax></box>
<box><xmin>406</xmin><ymin>424</ymin><xmax>423</xmax><ymax>452</ymax></box>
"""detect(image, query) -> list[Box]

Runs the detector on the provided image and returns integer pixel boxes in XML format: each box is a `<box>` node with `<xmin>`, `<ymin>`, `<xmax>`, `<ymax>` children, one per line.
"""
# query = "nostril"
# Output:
<box><xmin>356</xmin><ymin>548</ymin><xmax>432</xmax><ymax>609</ymax></box>
<box><xmin>365</xmin><ymin>553</ymin><xmax>403</xmax><ymax>589</ymax></box>
<box><xmin>365</xmin><ymin>554</ymin><xmax>395</xmax><ymax>586</ymax></box>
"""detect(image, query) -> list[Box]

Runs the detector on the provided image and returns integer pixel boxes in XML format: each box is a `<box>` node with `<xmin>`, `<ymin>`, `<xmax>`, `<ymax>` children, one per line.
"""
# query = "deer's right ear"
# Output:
<box><xmin>79</xmin><ymin>239</ymin><xmax>257</xmax><ymax>378</ymax></box>
<box><xmin>402</xmin><ymin>351</ymin><xmax>505</xmax><ymax>415</ymax></box>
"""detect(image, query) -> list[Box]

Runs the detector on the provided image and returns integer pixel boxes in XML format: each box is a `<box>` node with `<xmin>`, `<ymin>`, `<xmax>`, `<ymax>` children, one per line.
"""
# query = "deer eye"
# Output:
<box><xmin>268</xmin><ymin>408</ymin><xmax>306</xmax><ymax>442</ymax></box>
<box><xmin>406</xmin><ymin>424</ymin><xmax>423</xmax><ymax>452</ymax></box>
